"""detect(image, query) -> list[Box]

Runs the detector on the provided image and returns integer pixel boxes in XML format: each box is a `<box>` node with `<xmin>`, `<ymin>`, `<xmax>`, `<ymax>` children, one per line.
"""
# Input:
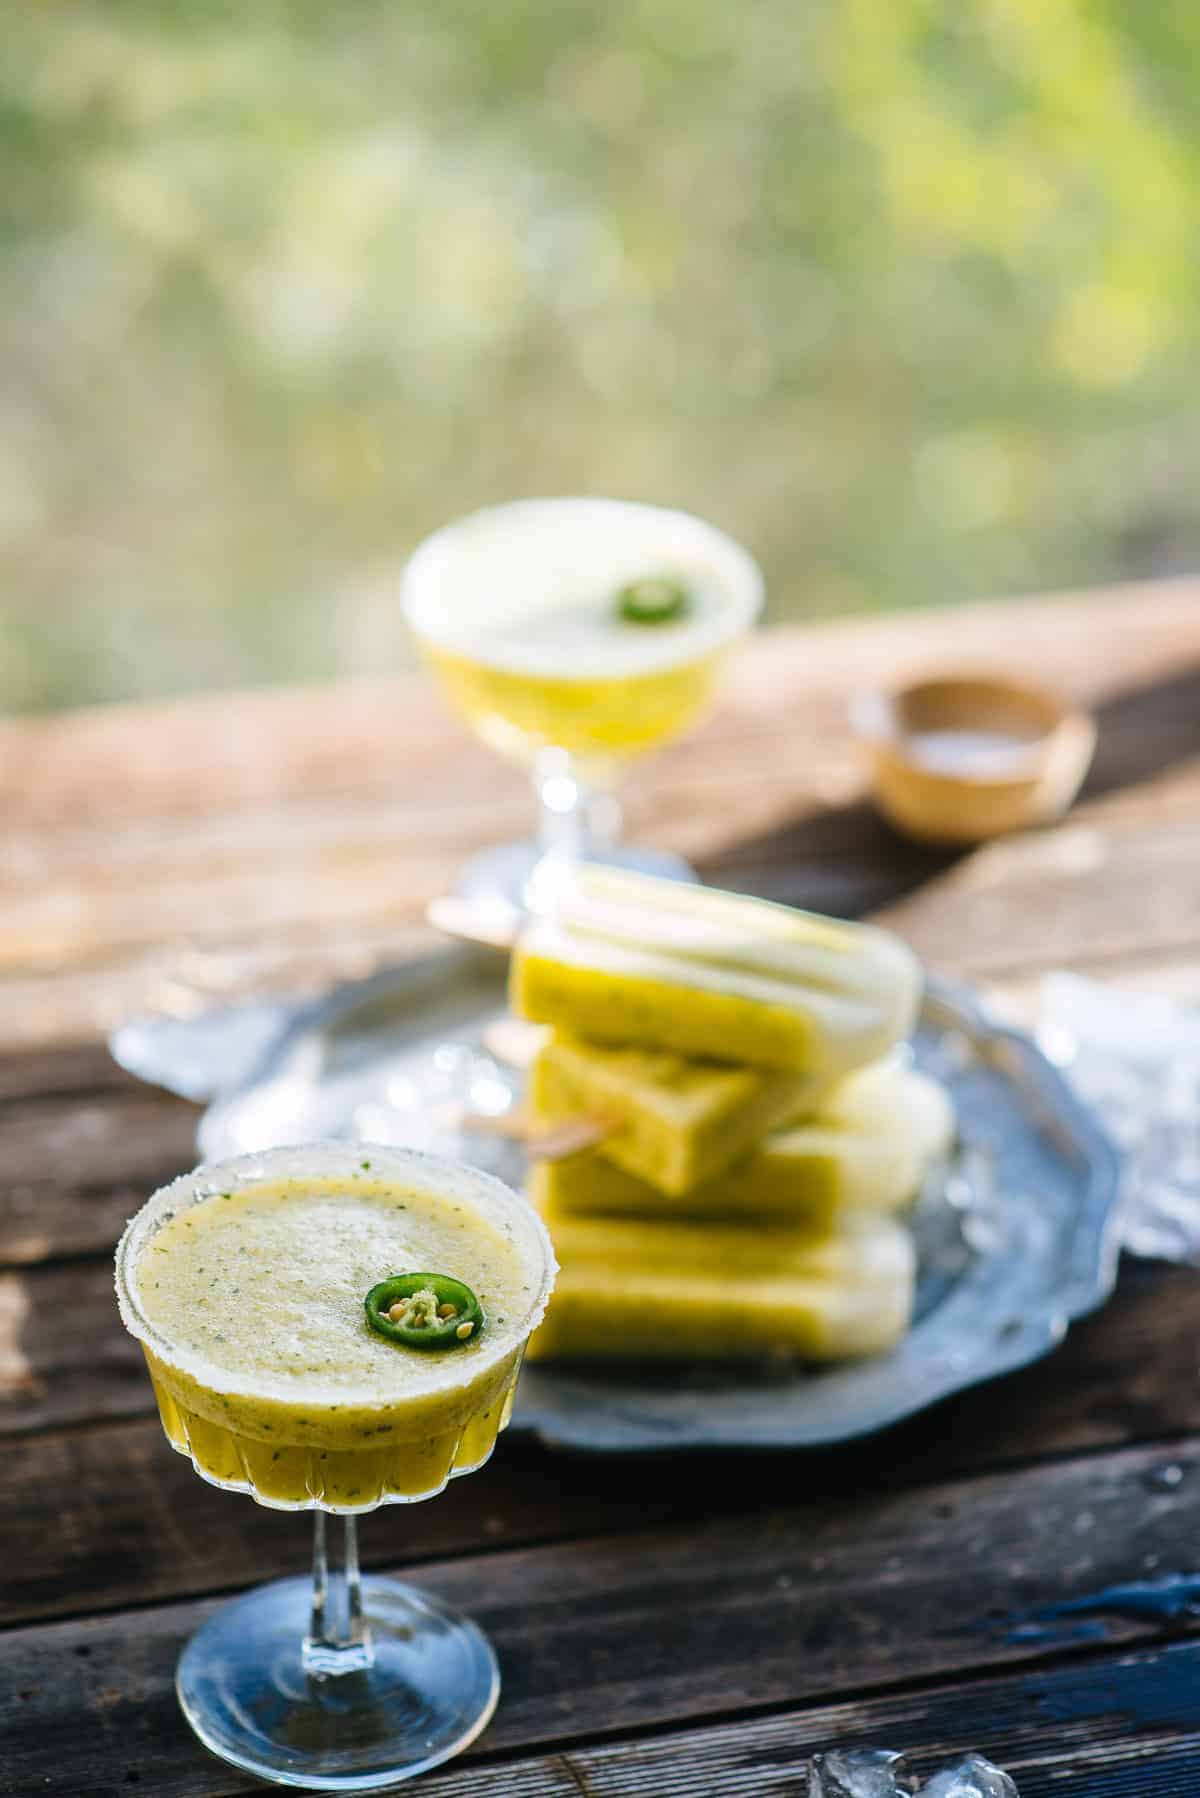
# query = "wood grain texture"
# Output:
<box><xmin>6</xmin><ymin>1250</ymin><xmax>1200</xmax><ymax>1620</ymax></box>
<box><xmin>0</xmin><ymin>1262</ymin><xmax>147</xmax><ymax>1432</ymax></box>
<box><xmin>3</xmin><ymin>1437</ymin><xmax>1200</xmax><ymax>1796</ymax></box>
<box><xmin>0</xmin><ymin>581</ymin><xmax>1190</xmax><ymax>1047</ymax></box>
<box><xmin>876</xmin><ymin>812</ymin><xmax>1200</xmax><ymax>977</ymax></box>
<box><xmin>0</xmin><ymin>1040</ymin><xmax>134</xmax><ymax>1103</ymax></box>
<box><xmin>0</xmin><ymin>581</ymin><xmax>1189</xmax><ymax>823</ymax></box>
<box><xmin>7</xmin><ymin>1639</ymin><xmax>1200</xmax><ymax>1798</ymax></box>
<box><xmin>0</xmin><ymin>1417</ymin><xmax>685</xmax><ymax>1628</ymax></box>
<box><xmin>0</xmin><ymin>1091</ymin><xmax>196</xmax><ymax>1269</ymax></box>
<box><xmin>213</xmin><ymin>1639</ymin><xmax>1200</xmax><ymax>1798</ymax></box>
<box><xmin>6</xmin><ymin>582</ymin><xmax>1200</xmax><ymax>1797</ymax></box>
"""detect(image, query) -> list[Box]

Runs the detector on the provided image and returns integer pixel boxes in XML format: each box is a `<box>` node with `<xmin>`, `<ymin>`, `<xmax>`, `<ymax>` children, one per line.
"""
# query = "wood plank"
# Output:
<box><xmin>0</xmin><ymin>1090</ymin><xmax>197</xmax><ymax>1270</ymax></box>
<box><xmin>11</xmin><ymin>805</ymin><xmax>1200</xmax><ymax>1053</ymax></box>
<box><xmin>0</xmin><ymin>1176</ymin><xmax>162</xmax><ymax>1272</ymax></box>
<box><xmin>0</xmin><ymin>821</ymin><xmax>488</xmax><ymax>975</ymax></box>
<box><xmin>208</xmin><ymin>1640</ymin><xmax>1200</xmax><ymax>1798</ymax></box>
<box><xmin>0</xmin><ymin>1040</ymin><xmax>135</xmax><ymax>1104</ymax></box>
<box><xmin>0</xmin><ymin>1419</ymin><xmax>685</xmax><ymax>1631</ymax></box>
<box><xmin>3</xmin><ymin>583</ymin><xmax>1197</xmax><ymax>1796</ymax></box>
<box><xmin>0</xmin><ymin>1087</ymin><xmax>196</xmax><ymax>1190</ymax></box>
<box><xmin>0</xmin><ymin>581</ymin><xmax>1191</xmax><ymax>829</ymax></box>
<box><xmin>876</xmin><ymin>811</ymin><xmax>1200</xmax><ymax>979</ymax></box>
<box><xmin>3</xmin><ymin>1436</ymin><xmax>1200</xmax><ymax>1796</ymax></box>
<box><xmin>352</xmin><ymin>1638</ymin><xmax>1200</xmax><ymax>1798</ymax></box>
<box><xmin>6</xmin><ymin>1256</ymin><xmax>1200</xmax><ymax>1609</ymax></box>
<box><xmin>7</xmin><ymin>1637</ymin><xmax>1198</xmax><ymax>1798</ymax></box>
<box><xmin>7</xmin><ymin>1641</ymin><xmax>1200</xmax><ymax>1798</ymax></box>
<box><xmin>0</xmin><ymin>583</ymin><xmax>1192</xmax><ymax>1047</ymax></box>
<box><xmin>0</xmin><ymin>921</ymin><xmax>434</xmax><ymax>1052</ymax></box>
<box><xmin>0</xmin><ymin>1263</ymin><xmax>147</xmax><ymax>1432</ymax></box>
<box><xmin>5</xmin><ymin>634</ymin><xmax>1198</xmax><ymax>947</ymax></box>
<box><xmin>7</xmin><ymin>782</ymin><xmax>1200</xmax><ymax>1051</ymax></box>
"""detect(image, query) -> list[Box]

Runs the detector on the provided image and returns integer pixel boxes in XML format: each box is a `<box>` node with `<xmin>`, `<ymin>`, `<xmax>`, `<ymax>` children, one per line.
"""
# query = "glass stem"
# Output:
<box><xmin>304</xmin><ymin>1512</ymin><xmax>373</xmax><ymax>1676</ymax></box>
<box><xmin>528</xmin><ymin>749</ymin><xmax>620</xmax><ymax>909</ymax></box>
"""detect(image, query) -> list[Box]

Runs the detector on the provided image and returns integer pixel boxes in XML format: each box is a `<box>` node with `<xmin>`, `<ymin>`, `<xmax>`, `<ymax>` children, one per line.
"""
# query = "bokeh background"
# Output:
<box><xmin>4</xmin><ymin>1</ymin><xmax>1197</xmax><ymax>712</ymax></box>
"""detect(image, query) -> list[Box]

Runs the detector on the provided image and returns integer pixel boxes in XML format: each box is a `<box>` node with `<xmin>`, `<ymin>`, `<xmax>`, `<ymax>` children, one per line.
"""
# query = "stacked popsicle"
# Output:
<box><xmin>510</xmin><ymin>868</ymin><xmax>952</xmax><ymax>1363</ymax></box>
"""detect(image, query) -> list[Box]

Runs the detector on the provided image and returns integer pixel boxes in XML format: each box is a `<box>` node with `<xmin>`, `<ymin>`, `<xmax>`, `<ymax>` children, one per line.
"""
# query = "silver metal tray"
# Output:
<box><xmin>114</xmin><ymin>950</ymin><xmax>1122</xmax><ymax>1453</ymax></box>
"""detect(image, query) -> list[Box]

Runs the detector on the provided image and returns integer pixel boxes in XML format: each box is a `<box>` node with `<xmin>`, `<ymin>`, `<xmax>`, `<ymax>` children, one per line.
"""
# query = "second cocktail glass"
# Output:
<box><xmin>401</xmin><ymin>497</ymin><xmax>762</xmax><ymax>915</ymax></box>
<box><xmin>114</xmin><ymin>1142</ymin><xmax>556</xmax><ymax>1792</ymax></box>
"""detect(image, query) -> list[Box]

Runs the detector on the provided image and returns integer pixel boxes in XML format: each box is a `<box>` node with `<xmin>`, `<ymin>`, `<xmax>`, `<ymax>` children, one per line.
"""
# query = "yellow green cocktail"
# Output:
<box><xmin>401</xmin><ymin>497</ymin><xmax>762</xmax><ymax>908</ymax></box>
<box><xmin>122</xmin><ymin>1161</ymin><xmax>546</xmax><ymax>1509</ymax></box>
<box><xmin>115</xmin><ymin>1143</ymin><xmax>556</xmax><ymax>1790</ymax></box>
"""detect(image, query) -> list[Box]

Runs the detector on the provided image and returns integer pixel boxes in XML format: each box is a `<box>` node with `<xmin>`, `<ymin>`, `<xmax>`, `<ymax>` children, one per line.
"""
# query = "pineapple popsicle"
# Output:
<box><xmin>532</xmin><ymin>1059</ymin><xmax>953</xmax><ymax>1223</ymax></box>
<box><xmin>526</xmin><ymin>1206</ymin><xmax>915</xmax><ymax>1361</ymax></box>
<box><xmin>512</xmin><ymin>866</ymin><xmax>921</xmax><ymax>1074</ymax></box>
<box><xmin>529</xmin><ymin>1033</ymin><xmax>829</xmax><ymax>1196</ymax></box>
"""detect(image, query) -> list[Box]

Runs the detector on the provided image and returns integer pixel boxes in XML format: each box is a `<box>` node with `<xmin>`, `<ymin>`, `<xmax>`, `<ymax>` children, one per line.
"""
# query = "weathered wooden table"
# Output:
<box><xmin>4</xmin><ymin>581</ymin><xmax>1200</xmax><ymax>1795</ymax></box>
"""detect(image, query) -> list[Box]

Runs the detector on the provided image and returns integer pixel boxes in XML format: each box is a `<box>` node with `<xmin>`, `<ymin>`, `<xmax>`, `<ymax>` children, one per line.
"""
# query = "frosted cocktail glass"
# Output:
<box><xmin>114</xmin><ymin>1142</ymin><xmax>556</xmax><ymax>1791</ymax></box>
<box><xmin>401</xmin><ymin>497</ymin><xmax>762</xmax><ymax>913</ymax></box>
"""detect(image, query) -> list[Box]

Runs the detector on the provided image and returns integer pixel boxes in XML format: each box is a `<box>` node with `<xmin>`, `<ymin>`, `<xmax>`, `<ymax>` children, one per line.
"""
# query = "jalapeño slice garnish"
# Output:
<box><xmin>616</xmin><ymin>576</ymin><xmax>689</xmax><ymax>624</ymax></box>
<box><xmin>365</xmin><ymin>1272</ymin><xmax>485</xmax><ymax>1351</ymax></box>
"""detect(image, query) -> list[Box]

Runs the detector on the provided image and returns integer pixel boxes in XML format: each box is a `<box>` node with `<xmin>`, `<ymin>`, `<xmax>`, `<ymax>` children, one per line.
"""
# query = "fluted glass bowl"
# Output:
<box><xmin>113</xmin><ymin>1142</ymin><xmax>556</xmax><ymax>1791</ymax></box>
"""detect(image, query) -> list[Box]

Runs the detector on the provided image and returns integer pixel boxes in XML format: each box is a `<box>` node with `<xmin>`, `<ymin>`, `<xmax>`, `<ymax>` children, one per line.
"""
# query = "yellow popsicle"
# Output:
<box><xmin>512</xmin><ymin>866</ymin><xmax>922</xmax><ymax>1074</ymax></box>
<box><xmin>531</xmin><ymin>1061</ymin><xmax>953</xmax><ymax>1222</ymax></box>
<box><xmin>529</xmin><ymin>1032</ymin><xmax>826</xmax><ymax>1195</ymax></box>
<box><xmin>526</xmin><ymin>1206</ymin><xmax>915</xmax><ymax>1362</ymax></box>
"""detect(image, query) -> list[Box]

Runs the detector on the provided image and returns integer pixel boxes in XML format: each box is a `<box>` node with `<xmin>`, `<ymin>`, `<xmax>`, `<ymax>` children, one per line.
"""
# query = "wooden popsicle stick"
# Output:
<box><xmin>454</xmin><ymin>1105</ymin><xmax>535</xmax><ymax>1142</ymax></box>
<box><xmin>524</xmin><ymin>1114</ymin><xmax>617</xmax><ymax>1160</ymax></box>
<box><xmin>426</xmin><ymin>894</ymin><xmax>522</xmax><ymax>951</ymax></box>
<box><xmin>480</xmin><ymin>1016</ymin><xmax>549</xmax><ymax>1069</ymax></box>
<box><xmin>457</xmin><ymin>1105</ymin><xmax>616</xmax><ymax>1160</ymax></box>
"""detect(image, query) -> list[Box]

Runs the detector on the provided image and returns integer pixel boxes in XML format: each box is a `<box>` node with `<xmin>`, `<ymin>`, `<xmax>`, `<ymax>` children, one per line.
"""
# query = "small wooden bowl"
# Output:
<box><xmin>852</xmin><ymin>674</ymin><xmax>1096</xmax><ymax>846</ymax></box>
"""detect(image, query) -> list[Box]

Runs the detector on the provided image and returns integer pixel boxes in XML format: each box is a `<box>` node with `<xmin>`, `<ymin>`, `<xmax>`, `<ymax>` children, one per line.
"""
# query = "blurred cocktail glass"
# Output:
<box><xmin>402</xmin><ymin>497</ymin><xmax>762</xmax><ymax>914</ymax></box>
<box><xmin>115</xmin><ymin>1142</ymin><xmax>556</xmax><ymax>1791</ymax></box>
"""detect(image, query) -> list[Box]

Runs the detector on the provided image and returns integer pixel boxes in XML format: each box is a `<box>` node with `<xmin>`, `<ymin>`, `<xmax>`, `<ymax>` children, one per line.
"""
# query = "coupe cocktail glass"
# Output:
<box><xmin>402</xmin><ymin>497</ymin><xmax>762</xmax><ymax>914</ymax></box>
<box><xmin>114</xmin><ymin>1142</ymin><xmax>556</xmax><ymax>1791</ymax></box>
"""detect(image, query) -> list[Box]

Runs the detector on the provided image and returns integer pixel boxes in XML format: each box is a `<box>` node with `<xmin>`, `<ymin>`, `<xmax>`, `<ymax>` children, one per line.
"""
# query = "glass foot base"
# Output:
<box><xmin>454</xmin><ymin>839</ymin><xmax>697</xmax><ymax>912</ymax></box>
<box><xmin>176</xmin><ymin>1574</ymin><xmax>500</xmax><ymax>1791</ymax></box>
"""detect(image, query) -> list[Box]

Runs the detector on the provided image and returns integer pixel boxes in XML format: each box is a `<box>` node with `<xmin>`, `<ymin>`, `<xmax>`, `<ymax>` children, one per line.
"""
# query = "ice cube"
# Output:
<box><xmin>920</xmin><ymin>1752</ymin><xmax>1019</xmax><ymax>1797</ymax></box>
<box><xmin>808</xmin><ymin>1747</ymin><xmax>913</xmax><ymax>1796</ymax></box>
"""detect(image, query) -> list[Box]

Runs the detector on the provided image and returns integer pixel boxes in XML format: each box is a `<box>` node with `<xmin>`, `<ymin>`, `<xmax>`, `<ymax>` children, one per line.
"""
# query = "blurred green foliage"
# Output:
<box><xmin>1</xmin><ymin>0</ymin><xmax>1197</xmax><ymax>709</ymax></box>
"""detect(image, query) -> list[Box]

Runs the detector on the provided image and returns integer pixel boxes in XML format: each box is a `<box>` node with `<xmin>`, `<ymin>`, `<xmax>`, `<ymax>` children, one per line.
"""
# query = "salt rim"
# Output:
<box><xmin>400</xmin><ymin>496</ymin><xmax>763</xmax><ymax>679</ymax></box>
<box><xmin>114</xmin><ymin>1142</ymin><xmax>558</xmax><ymax>1406</ymax></box>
